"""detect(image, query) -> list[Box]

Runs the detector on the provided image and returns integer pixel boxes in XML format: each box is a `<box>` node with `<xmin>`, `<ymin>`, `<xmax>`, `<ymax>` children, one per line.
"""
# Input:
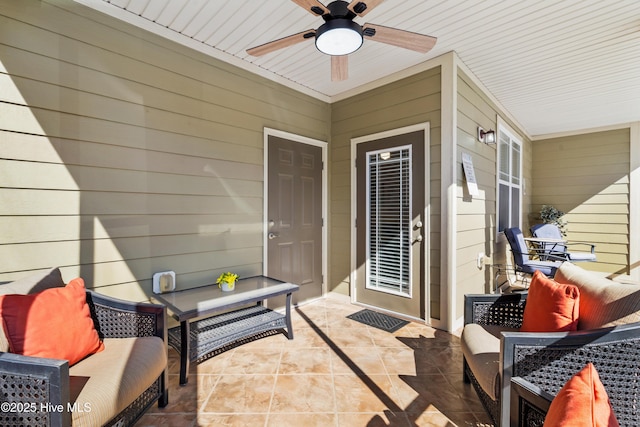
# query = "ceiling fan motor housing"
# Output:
<box><xmin>323</xmin><ymin>1</ymin><xmax>357</xmax><ymax>20</ymax></box>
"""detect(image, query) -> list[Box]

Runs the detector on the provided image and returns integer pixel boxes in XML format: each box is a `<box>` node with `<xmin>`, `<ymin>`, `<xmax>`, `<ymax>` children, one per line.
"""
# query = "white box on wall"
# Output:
<box><xmin>152</xmin><ymin>271</ymin><xmax>176</xmax><ymax>294</ymax></box>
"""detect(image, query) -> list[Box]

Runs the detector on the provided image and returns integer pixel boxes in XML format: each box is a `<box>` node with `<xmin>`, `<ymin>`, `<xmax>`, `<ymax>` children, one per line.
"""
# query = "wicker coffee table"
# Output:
<box><xmin>153</xmin><ymin>276</ymin><xmax>298</xmax><ymax>385</ymax></box>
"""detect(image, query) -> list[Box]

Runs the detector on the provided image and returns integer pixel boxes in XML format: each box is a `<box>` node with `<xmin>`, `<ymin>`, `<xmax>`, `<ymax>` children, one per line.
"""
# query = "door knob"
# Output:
<box><xmin>268</xmin><ymin>232</ymin><xmax>279</xmax><ymax>240</ymax></box>
<box><xmin>414</xmin><ymin>235</ymin><xmax>423</xmax><ymax>243</ymax></box>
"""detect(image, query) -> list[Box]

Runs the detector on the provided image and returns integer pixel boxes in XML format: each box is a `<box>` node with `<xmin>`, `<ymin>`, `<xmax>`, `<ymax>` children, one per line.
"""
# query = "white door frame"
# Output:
<box><xmin>263</xmin><ymin>127</ymin><xmax>328</xmax><ymax>295</ymax></box>
<box><xmin>350</xmin><ymin>122</ymin><xmax>431</xmax><ymax>322</ymax></box>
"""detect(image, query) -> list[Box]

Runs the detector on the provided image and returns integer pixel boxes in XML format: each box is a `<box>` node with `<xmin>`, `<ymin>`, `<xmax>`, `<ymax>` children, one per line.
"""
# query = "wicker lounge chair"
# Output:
<box><xmin>509</xmin><ymin>321</ymin><xmax>640</xmax><ymax>427</ymax></box>
<box><xmin>0</xmin><ymin>268</ymin><xmax>168</xmax><ymax>427</ymax></box>
<box><xmin>461</xmin><ymin>262</ymin><xmax>640</xmax><ymax>426</ymax></box>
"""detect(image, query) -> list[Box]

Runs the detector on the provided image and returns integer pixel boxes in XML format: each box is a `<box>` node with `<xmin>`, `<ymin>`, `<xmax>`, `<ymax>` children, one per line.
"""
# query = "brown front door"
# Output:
<box><xmin>355</xmin><ymin>130</ymin><xmax>425</xmax><ymax>319</ymax></box>
<box><xmin>267</xmin><ymin>135</ymin><xmax>323</xmax><ymax>303</ymax></box>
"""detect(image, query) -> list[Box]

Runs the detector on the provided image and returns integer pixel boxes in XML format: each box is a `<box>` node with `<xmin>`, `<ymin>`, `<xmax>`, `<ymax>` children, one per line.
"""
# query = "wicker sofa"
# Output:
<box><xmin>461</xmin><ymin>261</ymin><xmax>640</xmax><ymax>426</ymax></box>
<box><xmin>0</xmin><ymin>268</ymin><xmax>168</xmax><ymax>427</ymax></box>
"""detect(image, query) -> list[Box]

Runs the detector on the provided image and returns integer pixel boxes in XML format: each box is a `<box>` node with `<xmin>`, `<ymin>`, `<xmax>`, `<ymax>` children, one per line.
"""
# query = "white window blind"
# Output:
<box><xmin>366</xmin><ymin>146</ymin><xmax>412</xmax><ymax>296</ymax></box>
<box><xmin>497</xmin><ymin>128</ymin><xmax>522</xmax><ymax>233</ymax></box>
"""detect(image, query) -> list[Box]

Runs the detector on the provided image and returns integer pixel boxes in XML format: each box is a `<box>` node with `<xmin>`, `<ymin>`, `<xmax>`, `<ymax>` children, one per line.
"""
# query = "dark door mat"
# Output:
<box><xmin>347</xmin><ymin>309</ymin><xmax>409</xmax><ymax>332</ymax></box>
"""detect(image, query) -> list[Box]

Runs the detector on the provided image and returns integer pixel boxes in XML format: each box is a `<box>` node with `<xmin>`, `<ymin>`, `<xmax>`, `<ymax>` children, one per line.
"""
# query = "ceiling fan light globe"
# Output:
<box><xmin>315</xmin><ymin>19</ymin><xmax>363</xmax><ymax>56</ymax></box>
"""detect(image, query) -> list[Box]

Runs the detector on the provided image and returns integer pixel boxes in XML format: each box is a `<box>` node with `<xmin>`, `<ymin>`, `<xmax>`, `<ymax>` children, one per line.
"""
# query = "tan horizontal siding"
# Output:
<box><xmin>0</xmin><ymin>214</ymin><xmax>263</xmax><ymax>245</ymax></box>
<box><xmin>569</xmin><ymin>222</ymin><xmax>628</xmax><ymax>233</ymax></box>
<box><xmin>531</xmin><ymin>181</ymin><xmax>628</xmax><ymax>197</ymax></box>
<box><xmin>0</xmin><ymin>7</ymin><xmax>326</xmax><ymax>125</ymax></box>
<box><xmin>333</xmin><ymin>97</ymin><xmax>440</xmax><ymax>138</ymax></box>
<box><xmin>330</xmin><ymin>66</ymin><xmax>442</xmax><ymax>319</ymax></box>
<box><xmin>532</xmin><ymin>128</ymin><xmax>630</xmax><ymax>275</ymax></box>
<box><xmin>0</xmin><ymin>188</ymin><xmax>263</xmax><ymax>216</ymax></box>
<box><xmin>1</xmin><ymin>128</ymin><xmax>264</xmax><ymax>167</ymax></box>
<box><xmin>533</xmin><ymin>174</ymin><xmax>628</xmax><ymax>189</ymax></box>
<box><xmin>0</xmin><ymin>65</ymin><xmax>325</xmax><ymax>139</ymax></box>
<box><xmin>457</xmin><ymin>229</ymin><xmax>491</xmax><ymax>249</ymax></box>
<box><xmin>1</xmin><ymin>233</ymin><xmax>262</xmax><ymax>273</ymax></box>
<box><xmin>457</xmin><ymin>215</ymin><xmax>493</xmax><ymax>233</ymax></box>
<box><xmin>455</xmin><ymin>69</ymin><xmax>532</xmax><ymax>308</ymax></box>
<box><xmin>1</xmin><ymin>159</ymin><xmax>263</xmax><ymax>196</ymax></box>
<box><xmin>0</xmin><ymin>3</ymin><xmax>329</xmax><ymax>297</ymax></box>
<box><xmin>563</xmin><ymin>204</ymin><xmax>629</xmax><ymax>215</ymax></box>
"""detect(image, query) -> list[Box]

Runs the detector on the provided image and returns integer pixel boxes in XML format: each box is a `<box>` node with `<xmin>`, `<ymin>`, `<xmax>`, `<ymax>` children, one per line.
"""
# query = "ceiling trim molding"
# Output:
<box><xmin>531</xmin><ymin>122</ymin><xmax>638</xmax><ymax>141</ymax></box>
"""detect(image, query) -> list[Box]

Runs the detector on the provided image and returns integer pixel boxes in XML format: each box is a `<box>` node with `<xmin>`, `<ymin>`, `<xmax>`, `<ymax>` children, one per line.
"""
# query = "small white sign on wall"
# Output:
<box><xmin>462</xmin><ymin>152</ymin><xmax>479</xmax><ymax>196</ymax></box>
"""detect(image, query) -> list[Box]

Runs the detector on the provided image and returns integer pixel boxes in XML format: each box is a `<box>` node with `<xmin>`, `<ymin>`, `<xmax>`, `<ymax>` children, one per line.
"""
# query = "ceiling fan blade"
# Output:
<box><xmin>246</xmin><ymin>30</ymin><xmax>316</xmax><ymax>57</ymax></box>
<box><xmin>291</xmin><ymin>0</ymin><xmax>330</xmax><ymax>16</ymax></box>
<box><xmin>331</xmin><ymin>55</ymin><xmax>348</xmax><ymax>81</ymax></box>
<box><xmin>363</xmin><ymin>23</ymin><xmax>437</xmax><ymax>53</ymax></box>
<box><xmin>348</xmin><ymin>0</ymin><xmax>384</xmax><ymax>17</ymax></box>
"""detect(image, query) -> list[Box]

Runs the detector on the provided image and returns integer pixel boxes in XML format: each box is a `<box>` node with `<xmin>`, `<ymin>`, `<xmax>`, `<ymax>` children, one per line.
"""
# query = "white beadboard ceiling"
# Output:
<box><xmin>74</xmin><ymin>0</ymin><xmax>640</xmax><ymax>137</ymax></box>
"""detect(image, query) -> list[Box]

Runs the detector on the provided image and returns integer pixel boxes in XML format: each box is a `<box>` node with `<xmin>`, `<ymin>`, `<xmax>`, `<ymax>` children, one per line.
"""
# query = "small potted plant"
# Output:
<box><xmin>216</xmin><ymin>272</ymin><xmax>239</xmax><ymax>292</ymax></box>
<box><xmin>540</xmin><ymin>204</ymin><xmax>568</xmax><ymax>237</ymax></box>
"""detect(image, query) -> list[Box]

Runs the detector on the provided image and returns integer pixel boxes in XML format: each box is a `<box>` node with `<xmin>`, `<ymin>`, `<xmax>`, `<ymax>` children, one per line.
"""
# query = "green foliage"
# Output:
<box><xmin>216</xmin><ymin>272</ymin><xmax>239</xmax><ymax>285</ymax></box>
<box><xmin>540</xmin><ymin>205</ymin><xmax>567</xmax><ymax>237</ymax></box>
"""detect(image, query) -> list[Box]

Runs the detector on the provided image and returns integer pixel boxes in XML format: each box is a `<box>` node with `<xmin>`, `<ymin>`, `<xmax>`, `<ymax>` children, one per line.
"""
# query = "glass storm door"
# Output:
<box><xmin>356</xmin><ymin>131</ymin><xmax>425</xmax><ymax>319</ymax></box>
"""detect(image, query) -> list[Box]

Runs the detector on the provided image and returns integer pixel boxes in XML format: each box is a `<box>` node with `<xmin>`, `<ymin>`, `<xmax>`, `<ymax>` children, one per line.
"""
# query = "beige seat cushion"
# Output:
<box><xmin>0</xmin><ymin>268</ymin><xmax>65</xmax><ymax>352</ymax></box>
<box><xmin>461</xmin><ymin>323</ymin><xmax>517</xmax><ymax>401</ymax></box>
<box><xmin>69</xmin><ymin>336</ymin><xmax>167</xmax><ymax>427</ymax></box>
<box><xmin>555</xmin><ymin>262</ymin><xmax>640</xmax><ymax>330</ymax></box>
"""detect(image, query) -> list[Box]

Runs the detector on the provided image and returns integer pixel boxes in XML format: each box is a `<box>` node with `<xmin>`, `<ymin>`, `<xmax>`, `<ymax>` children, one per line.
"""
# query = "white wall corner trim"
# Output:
<box><xmin>630</xmin><ymin>122</ymin><xmax>640</xmax><ymax>281</ymax></box>
<box><xmin>441</xmin><ymin>53</ymin><xmax>457</xmax><ymax>332</ymax></box>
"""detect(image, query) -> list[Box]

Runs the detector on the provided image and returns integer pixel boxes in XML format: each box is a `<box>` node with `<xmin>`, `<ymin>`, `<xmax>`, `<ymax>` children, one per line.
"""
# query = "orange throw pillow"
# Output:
<box><xmin>521</xmin><ymin>270</ymin><xmax>580</xmax><ymax>332</ymax></box>
<box><xmin>0</xmin><ymin>278</ymin><xmax>104</xmax><ymax>366</ymax></box>
<box><xmin>544</xmin><ymin>363</ymin><xmax>619</xmax><ymax>427</ymax></box>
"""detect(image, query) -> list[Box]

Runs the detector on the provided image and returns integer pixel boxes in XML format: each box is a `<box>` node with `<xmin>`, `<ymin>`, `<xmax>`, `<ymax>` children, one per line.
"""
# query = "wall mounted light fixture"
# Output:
<box><xmin>477</xmin><ymin>127</ymin><xmax>496</xmax><ymax>144</ymax></box>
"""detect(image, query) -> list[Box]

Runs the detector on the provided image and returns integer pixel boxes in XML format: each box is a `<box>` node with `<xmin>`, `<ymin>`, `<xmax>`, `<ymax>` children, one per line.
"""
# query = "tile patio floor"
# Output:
<box><xmin>135</xmin><ymin>297</ymin><xmax>493</xmax><ymax>427</ymax></box>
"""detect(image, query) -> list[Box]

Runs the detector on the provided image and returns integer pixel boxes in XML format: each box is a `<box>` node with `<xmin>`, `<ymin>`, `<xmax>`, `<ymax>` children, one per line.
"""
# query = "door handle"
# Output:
<box><xmin>268</xmin><ymin>232</ymin><xmax>279</xmax><ymax>240</ymax></box>
<box><xmin>414</xmin><ymin>234</ymin><xmax>423</xmax><ymax>243</ymax></box>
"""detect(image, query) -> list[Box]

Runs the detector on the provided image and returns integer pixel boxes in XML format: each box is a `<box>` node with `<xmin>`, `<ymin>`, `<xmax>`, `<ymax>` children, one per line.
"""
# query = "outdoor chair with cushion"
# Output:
<box><xmin>461</xmin><ymin>262</ymin><xmax>640</xmax><ymax>426</ymax></box>
<box><xmin>0</xmin><ymin>267</ymin><xmax>168</xmax><ymax>427</ymax></box>
<box><xmin>510</xmin><ymin>362</ymin><xmax>624</xmax><ymax>427</ymax></box>
<box><xmin>502</xmin><ymin>227</ymin><xmax>563</xmax><ymax>289</ymax></box>
<box><xmin>530</xmin><ymin>223</ymin><xmax>596</xmax><ymax>262</ymax></box>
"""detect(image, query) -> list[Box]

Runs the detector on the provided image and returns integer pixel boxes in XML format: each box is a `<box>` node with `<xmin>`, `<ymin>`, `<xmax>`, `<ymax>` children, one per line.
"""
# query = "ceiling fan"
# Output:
<box><xmin>246</xmin><ymin>0</ymin><xmax>437</xmax><ymax>82</ymax></box>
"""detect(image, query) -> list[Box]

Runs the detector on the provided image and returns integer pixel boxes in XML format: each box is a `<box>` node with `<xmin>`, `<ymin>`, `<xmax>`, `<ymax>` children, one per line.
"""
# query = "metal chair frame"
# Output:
<box><xmin>529</xmin><ymin>223</ymin><xmax>596</xmax><ymax>262</ymax></box>
<box><xmin>501</xmin><ymin>227</ymin><xmax>564</xmax><ymax>291</ymax></box>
